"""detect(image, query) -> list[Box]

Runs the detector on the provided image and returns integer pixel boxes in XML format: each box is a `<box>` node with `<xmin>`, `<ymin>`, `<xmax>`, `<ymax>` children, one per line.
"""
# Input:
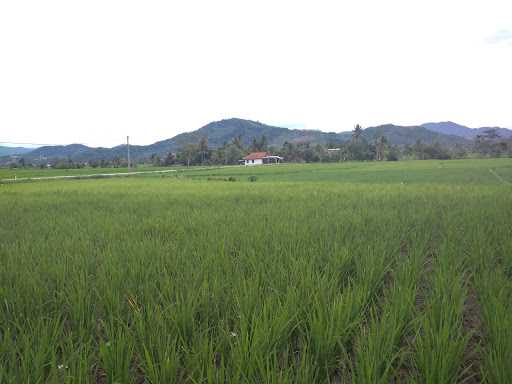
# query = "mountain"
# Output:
<box><xmin>28</xmin><ymin>144</ymin><xmax>96</xmax><ymax>160</ymax></box>
<box><xmin>146</xmin><ymin>119</ymin><xmax>343</xmax><ymax>151</ymax></box>
<box><xmin>422</xmin><ymin>121</ymin><xmax>512</xmax><ymax>139</ymax></box>
<box><xmin>362</xmin><ymin>124</ymin><xmax>468</xmax><ymax>145</ymax></box>
<box><xmin>17</xmin><ymin>119</ymin><xmax>345</xmax><ymax>162</ymax></box>
<box><xmin>26</xmin><ymin>143</ymin><xmax>151</xmax><ymax>162</ymax></box>
<box><xmin>4</xmin><ymin>118</ymin><xmax>475</xmax><ymax>164</ymax></box>
<box><xmin>142</xmin><ymin>119</ymin><xmax>469</xmax><ymax>153</ymax></box>
<box><xmin>0</xmin><ymin>146</ymin><xmax>35</xmax><ymax>157</ymax></box>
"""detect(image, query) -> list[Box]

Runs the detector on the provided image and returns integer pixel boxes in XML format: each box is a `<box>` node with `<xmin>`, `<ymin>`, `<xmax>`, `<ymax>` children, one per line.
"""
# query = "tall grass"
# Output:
<box><xmin>352</xmin><ymin>230</ymin><xmax>429</xmax><ymax>383</ymax></box>
<box><xmin>1</xmin><ymin>160</ymin><xmax>511</xmax><ymax>382</ymax></box>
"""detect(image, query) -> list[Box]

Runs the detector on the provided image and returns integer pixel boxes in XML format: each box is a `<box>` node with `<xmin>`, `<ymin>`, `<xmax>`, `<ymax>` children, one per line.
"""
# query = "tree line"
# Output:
<box><xmin>156</xmin><ymin>125</ymin><xmax>511</xmax><ymax>166</ymax></box>
<box><xmin>6</xmin><ymin>126</ymin><xmax>512</xmax><ymax>169</ymax></box>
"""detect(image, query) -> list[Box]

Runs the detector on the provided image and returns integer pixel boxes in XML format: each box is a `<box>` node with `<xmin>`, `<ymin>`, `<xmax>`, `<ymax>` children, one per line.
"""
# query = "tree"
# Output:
<box><xmin>402</xmin><ymin>144</ymin><xmax>414</xmax><ymax>158</ymax></box>
<box><xmin>112</xmin><ymin>156</ymin><xmax>122</xmax><ymax>167</ymax></box>
<box><xmin>422</xmin><ymin>142</ymin><xmax>452</xmax><ymax>160</ymax></box>
<box><xmin>313</xmin><ymin>144</ymin><xmax>328</xmax><ymax>162</ymax></box>
<box><xmin>163</xmin><ymin>152</ymin><xmax>176</xmax><ymax>166</ymax></box>
<box><xmin>482</xmin><ymin>129</ymin><xmax>500</xmax><ymax>140</ymax></box>
<box><xmin>232</xmin><ymin>135</ymin><xmax>244</xmax><ymax>150</ymax></box>
<box><xmin>224</xmin><ymin>144</ymin><xmax>244</xmax><ymax>164</ymax></box>
<box><xmin>375</xmin><ymin>136</ymin><xmax>388</xmax><ymax>161</ymax></box>
<box><xmin>413</xmin><ymin>139</ymin><xmax>424</xmax><ymax>160</ymax></box>
<box><xmin>474</xmin><ymin>129</ymin><xmax>507</xmax><ymax>157</ymax></box>
<box><xmin>150</xmin><ymin>153</ymin><xmax>161</xmax><ymax>166</ymax></box>
<box><xmin>178</xmin><ymin>143</ymin><xmax>199</xmax><ymax>167</ymax></box>
<box><xmin>250</xmin><ymin>135</ymin><xmax>268</xmax><ymax>152</ymax></box>
<box><xmin>199</xmin><ymin>136</ymin><xmax>209</xmax><ymax>164</ymax></box>
<box><xmin>386</xmin><ymin>145</ymin><xmax>400</xmax><ymax>161</ymax></box>
<box><xmin>453</xmin><ymin>144</ymin><xmax>468</xmax><ymax>159</ymax></box>
<box><xmin>281</xmin><ymin>141</ymin><xmax>300</xmax><ymax>162</ymax></box>
<box><xmin>346</xmin><ymin>125</ymin><xmax>371</xmax><ymax>160</ymax></box>
<box><xmin>260</xmin><ymin>135</ymin><xmax>268</xmax><ymax>151</ymax></box>
<box><xmin>352</xmin><ymin>124</ymin><xmax>363</xmax><ymax>143</ymax></box>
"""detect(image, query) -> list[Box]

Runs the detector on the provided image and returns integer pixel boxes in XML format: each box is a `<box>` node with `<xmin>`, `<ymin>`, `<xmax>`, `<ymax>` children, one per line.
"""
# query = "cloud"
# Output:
<box><xmin>486</xmin><ymin>29</ymin><xmax>512</xmax><ymax>45</ymax></box>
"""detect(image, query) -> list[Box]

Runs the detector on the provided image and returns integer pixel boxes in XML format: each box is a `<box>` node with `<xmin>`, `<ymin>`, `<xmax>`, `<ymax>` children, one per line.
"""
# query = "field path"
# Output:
<box><xmin>460</xmin><ymin>282</ymin><xmax>484</xmax><ymax>384</ymax></box>
<box><xmin>488</xmin><ymin>168</ymin><xmax>511</xmax><ymax>185</ymax></box>
<box><xmin>0</xmin><ymin>169</ymin><xmax>177</xmax><ymax>183</ymax></box>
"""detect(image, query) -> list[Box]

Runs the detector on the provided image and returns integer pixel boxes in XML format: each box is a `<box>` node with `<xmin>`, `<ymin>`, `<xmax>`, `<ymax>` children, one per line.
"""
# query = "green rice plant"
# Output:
<box><xmin>132</xmin><ymin>309</ymin><xmax>182</xmax><ymax>383</ymax></box>
<box><xmin>7</xmin><ymin>317</ymin><xmax>64</xmax><ymax>383</ymax></box>
<box><xmin>48</xmin><ymin>341</ymin><xmax>95</xmax><ymax>384</ymax></box>
<box><xmin>352</xmin><ymin>243</ymin><xmax>424</xmax><ymax>383</ymax></box>
<box><xmin>477</xmin><ymin>271</ymin><xmax>512</xmax><ymax>384</ymax></box>
<box><xmin>98</xmin><ymin>325</ymin><xmax>135</xmax><ymax>384</ymax></box>
<box><xmin>412</xmin><ymin>250</ymin><xmax>469</xmax><ymax>384</ymax></box>
<box><xmin>0</xmin><ymin>326</ymin><xmax>17</xmax><ymax>383</ymax></box>
<box><xmin>305</xmin><ymin>249</ymin><xmax>393</xmax><ymax>380</ymax></box>
<box><xmin>0</xmin><ymin>159</ymin><xmax>511</xmax><ymax>382</ymax></box>
<box><xmin>230</xmin><ymin>293</ymin><xmax>300</xmax><ymax>381</ymax></box>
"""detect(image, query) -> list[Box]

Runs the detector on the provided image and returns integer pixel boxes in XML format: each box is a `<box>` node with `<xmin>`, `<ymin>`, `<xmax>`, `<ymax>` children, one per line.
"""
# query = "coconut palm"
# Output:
<box><xmin>352</xmin><ymin>124</ymin><xmax>363</xmax><ymax>143</ymax></box>
<box><xmin>375</xmin><ymin>136</ymin><xmax>388</xmax><ymax>161</ymax></box>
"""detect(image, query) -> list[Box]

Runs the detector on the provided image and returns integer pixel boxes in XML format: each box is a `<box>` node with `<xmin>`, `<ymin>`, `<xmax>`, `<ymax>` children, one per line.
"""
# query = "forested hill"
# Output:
<box><xmin>421</xmin><ymin>121</ymin><xmax>512</xmax><ymax>139</ymax></box>
<box><xmin>363</xmin><ymin>124</ymin><xmax>467</xmax><ymax>146</ymax></box>
<box><xmin>3</xmin><ymin>118</ymin><xmax>486</xmax><ymax>163</ymax></box>
<box><xmin>0</xmin><ymin>146</ymin><xmax>34</xmax><ymax>157</ymax></box>
<box><xmin>147</xmin><ymin>119</ymin><xmax>470</xmax><ymax>151</ymax></box>
<box><xmin>148</xmin><ymin>119</ymin><xmax>345</xmax><ymax>151</ymax></box>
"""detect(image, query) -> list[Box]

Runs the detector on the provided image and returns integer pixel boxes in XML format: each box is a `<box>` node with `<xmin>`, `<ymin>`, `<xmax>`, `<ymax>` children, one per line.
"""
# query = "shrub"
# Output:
<box><xmin>248</xmin><ymin>175</ymin><xmax>257</xmax><ymax>182</ymax></box>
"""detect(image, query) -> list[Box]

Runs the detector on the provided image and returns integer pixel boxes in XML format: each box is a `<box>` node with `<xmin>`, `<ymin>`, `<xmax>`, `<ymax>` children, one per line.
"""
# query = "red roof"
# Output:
<box><xmin>243</xmin><ymin>152</ymin><xmax>270</xmax><ymax>160</ymax></box>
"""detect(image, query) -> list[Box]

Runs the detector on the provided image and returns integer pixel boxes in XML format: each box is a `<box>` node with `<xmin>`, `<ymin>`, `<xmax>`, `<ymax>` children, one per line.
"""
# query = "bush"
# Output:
<box><xmin>228</xmin><ymin>176</ymin><xmax>237</xmax><ymax>182</ymax></box>
<box><xmin>248</xmin><ymin>175</ymin><xmax>257</xmax><ymax>182</ymax></box>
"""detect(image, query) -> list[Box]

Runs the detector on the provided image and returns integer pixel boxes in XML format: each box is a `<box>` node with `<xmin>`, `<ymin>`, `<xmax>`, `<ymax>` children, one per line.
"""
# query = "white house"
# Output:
<box><xmin>242</xmin><ymin>152</ymin><xmax>283</xmax><ymax>166</ymax></box>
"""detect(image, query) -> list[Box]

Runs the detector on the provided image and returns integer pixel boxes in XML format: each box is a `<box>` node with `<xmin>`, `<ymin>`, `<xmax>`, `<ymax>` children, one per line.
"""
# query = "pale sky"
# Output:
<box><xmin>1</xmin><ymin>0</ymin><xmax>511</xmax><ymax>147</ymax></box>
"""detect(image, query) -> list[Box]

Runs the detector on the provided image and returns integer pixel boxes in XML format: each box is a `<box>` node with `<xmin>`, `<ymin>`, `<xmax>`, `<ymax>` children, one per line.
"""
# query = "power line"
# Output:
<box><xmin>0</xmin><ymin>141</ymin><xmax>62</xmax><ymax>146</ymax></box>
<box><xmin>0</xmin><ymin>141</ymin><xmax>101</xmax><ymax>147</ymax></box>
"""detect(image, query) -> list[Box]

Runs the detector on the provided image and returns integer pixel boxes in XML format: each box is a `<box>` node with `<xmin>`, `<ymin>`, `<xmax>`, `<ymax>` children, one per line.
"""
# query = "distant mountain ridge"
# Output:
<box><xmin>421</xmin><ymin>121</ymin><xmax>512</xmax><ymax>139</ymax></box>
<box><xmin>363</xmin><ymin>124</ymin><xmax>467</xmax><ymax>146</ymax></box>
<box><xmin>0</xmin><ymin>146</ymin><xmax>35</xmax><ymax>157</ymax></box>
<box><xmin>150</xmin><ymin>119</ymin><xmax>344</xmax><ymax>150</ymax></box>
<box><xmin>3</xmin><ymin>118</ymin><xmax>510</xmax><ymax>163</ymax></box>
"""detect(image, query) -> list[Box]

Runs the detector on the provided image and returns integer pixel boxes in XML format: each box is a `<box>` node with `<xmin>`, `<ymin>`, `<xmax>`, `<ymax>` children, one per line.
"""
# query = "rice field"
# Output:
<box><xmin>0</xmin><ymin>165</ymin><xmax>179</xmax><ymax>180</ymax></box>
<box><xmin>1</xmin><ymin>159</ymin><xmax>511</xmax><ymax>383</ymax></box>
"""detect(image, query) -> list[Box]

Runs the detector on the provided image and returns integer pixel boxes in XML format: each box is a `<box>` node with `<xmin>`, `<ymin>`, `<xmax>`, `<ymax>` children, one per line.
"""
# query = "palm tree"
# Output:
<box><xmin>232</xmin><ymin>135</ymin><xmax>243</xmax><ymax>150</ymax></box>
<box><xmin>352</xmin><ymin>124</ymin><xmax>363</xmax><ymax>143</ymax></box>
<box><xmin>182</xmin><ymin>143</ymin><xmax>197</xmax><ymax>167</ymax></box>
<box><xmin>199</xmin><ymin>136</ymin><xmax>208</xmax><ymax>163</ymax></box>
<box><xmin>375</xmin><ymin>136</ymin><xmax>388</xmax><ymax>161</ymax></box>
<box><xmin>413</xmin><ymin>139</ymin><xmax>424</xmax><ymax>160</ymax></box>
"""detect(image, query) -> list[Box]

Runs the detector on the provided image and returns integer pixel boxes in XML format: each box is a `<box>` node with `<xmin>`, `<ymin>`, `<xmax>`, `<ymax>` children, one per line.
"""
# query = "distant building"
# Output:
<box><xmin>241</xmin><ymin>152</ymin><xmax>283</xmax><ymax>166</ymax></box>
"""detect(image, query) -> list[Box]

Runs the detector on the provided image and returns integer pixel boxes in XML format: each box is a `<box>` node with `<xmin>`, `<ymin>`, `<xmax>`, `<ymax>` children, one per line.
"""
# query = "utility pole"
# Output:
<box><xmin>127</xmin><ymin>136</ymin><xmax>131</xmax><ymax>169</ymax></box>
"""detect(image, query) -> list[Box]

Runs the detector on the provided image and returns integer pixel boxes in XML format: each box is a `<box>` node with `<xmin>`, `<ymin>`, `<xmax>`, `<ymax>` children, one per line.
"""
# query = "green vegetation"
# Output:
<box><xmin>171</xmin><ymin>125</ymin><xmax>511</xmax><ymax>166</ymax></box>
<box><xmin>1</xmin><ymin>159</ymin><xmax>511</xmax><ymax>383</ymax></box>
<box><xmin>0</xmin><ymin>165</ymin><xmax>179</xmax><ymax>180</ymax></box>
<box><xmin>182</xmin><ymin>158</ymin><xmax>512</xmax><ymax>185</ymax></box>
<box><xmin>4</xmin><ymin>119</ymin><xmax>511</xmax><ymax>168</ymax></box>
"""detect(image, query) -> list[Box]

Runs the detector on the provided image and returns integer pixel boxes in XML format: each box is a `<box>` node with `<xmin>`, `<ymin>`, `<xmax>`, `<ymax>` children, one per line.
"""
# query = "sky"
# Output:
<box><xmin>1</xmin><ymin>0</ymin><xmax>511</xmax><ymax>147</ymax></box>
